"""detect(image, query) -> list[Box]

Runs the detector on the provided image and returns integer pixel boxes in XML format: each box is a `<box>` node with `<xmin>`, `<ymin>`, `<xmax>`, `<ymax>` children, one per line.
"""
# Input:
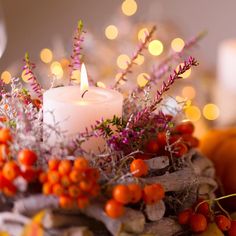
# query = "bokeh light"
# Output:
<box><xmin>171</xmin><ymin>38</ymin><xmax>185</xmax><ymax>52</ymax></box>
<box><xmin>50</xmin><ymin>61</ymin><xmax>63</xmax><ymax>79</ymax></box>
<box><xmin>121</xmin><ymin>0</ymin><xmax>138</xmax><ymax>16</ymax></box>
<box><xmin>138</xmin><ymin>28</ymin><xmax>149</xmax><ymax>42</ymax></box>
<box><xmin>21</xmin><ymin>70</ymin><xmax>31</xmax><ymax>83</ymax></box>
<box><xmin>96</xmin><ymin>81</ymin><xmax>106</xmax><ymax>88</ymax></box>
<box><xmin>137</xmin><ymin>73</ymin><xmax>149</xmax><ymax>87</ymax></box>
<box><xmin>176</xmin><ymin>63</ymin><xmax>191</xmax><ymax>79</ymax></box>
<box><xmin>148</xmin><ymin>40</ymin><xmax>163</xmax><ymax>56</ymax></box>
<box><xmin>117</xmin><ymin>54</ymin><xmax>130</xmax><ymax>69</ymax></box>
<box><xmin>134</xmin><ymin>54</ymin><xmax>145</xmax><ymax>65</ymax></box>
<box><xmin>105</xmin><ymin>25</ymin><xmax>119</xmax><ymax>40</ymax></box>
<box><xmin>185</xmin><ymin>105</ymin><xmax>201</xmax><ymax>122</ymax></box>
<box><xmin>1</xmin><ymin>71</ymin><xmax>11</xmax><ymax>84</ymax></box>
<box><xmin>115</xmin><ymin>73</ymin><xmax>126</xmax><ymax>85</ymax></box>
<box><xmin>60</xmin><ymin>58</ymin><xmax>70</xmax><ymax>70</ymax></box>
<box><xmin>203</xmin><ymin>103</ymin><xmax>220</xmax><ymax>120</ymax></box>
<box><xmin>182</xmin><ymin>86</ymin><xmax>196</xmax><ymax>99</ymax></box>
<box><xmin>71</xmin><ymin>70</ymin><xmax>80</xmax><ymax>83</ymax></box>
<box><xmin>40</xmin><ymin>48</ymin><xmax>53</xmax><ymax>64</ymax></box>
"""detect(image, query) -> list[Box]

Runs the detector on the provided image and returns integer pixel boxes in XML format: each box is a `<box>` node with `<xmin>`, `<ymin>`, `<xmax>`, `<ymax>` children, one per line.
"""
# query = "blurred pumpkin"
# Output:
<box><xmin>200</xmin><ymin>128</ymin><xmax>236</xmax><ymax>209</ymax></box>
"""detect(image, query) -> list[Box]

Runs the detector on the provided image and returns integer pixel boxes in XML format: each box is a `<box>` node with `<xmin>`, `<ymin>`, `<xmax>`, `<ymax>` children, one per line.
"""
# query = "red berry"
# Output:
<box><xmin>105</xmin><ymin>199</ymin><xmax>124</xmax><ymax>218</ymax></box>
<box><xmin>157</xmin><ymin>132</ymin><xmax>167</xmax><ymax>147</ymax></box>
<box><xmin>183</xmin><ymin>134</ymin><xmax>199</xmax><ymax>148</ymax></box>
<box><xmin>18</xmin><ymin>149</ymin><xmax>37</xmax><ymax>166</ymax></box>
<box><xmin>195</xmin><ymin>200</ymin><xmax>210</xmax><ymax>218</ymax></box>
<box><xmin>113</xmin><ymin>185</ymin><xmax>131</xmax><ymax>204</ymax></box>
<box><xmin>178</xmin><ymin>208</ymin><xmax>192</xmax><ymax>225</ymax></box>
<box><xmin>145</xmin><ymin>139</ymin><xmax>160</xmax><ymax>154</ymax></box>
<box><xmin>228</xmin><ymin>220</ymin><xmax>236</xmax><ymax>236</ymax></box>
<box><xmin>190</xmin><ymin>213</ymin><xmax>208</xmax><ymax>233</ymax></box>
<box><xmin>173</xmin><ymin>143</ymin><xmax>188</xmax><ymax>158</ymax></box>
<box><xmin>215</xmin><ymin>215</ymin><xmax>231</xmax><ymax>231</ymax></box>
<box><xmin>127</xmin><ymin>183</ymin><xmax>142</xmax><ymax>203</ymax></box>
<box><xmin>130</xmin><ymin>159</ymin><xmax>148</xmax><ymax>177</ymax></box>
<box><xmin>143</xmin><ymin>184</ymin><xmax>165</xmax><ymax>204</ymax></box>
<box><xmin>175</xmin><ymin>122</ymin><xmax>194</xmax><ymax>135</ymax></box>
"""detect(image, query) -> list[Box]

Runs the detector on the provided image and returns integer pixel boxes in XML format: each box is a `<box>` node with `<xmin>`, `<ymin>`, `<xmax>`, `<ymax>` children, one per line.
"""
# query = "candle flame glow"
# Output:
<box><xmin>80</xmin><ymin>63</ymin><xmax>89</xmax><ymax>92</ymax></box>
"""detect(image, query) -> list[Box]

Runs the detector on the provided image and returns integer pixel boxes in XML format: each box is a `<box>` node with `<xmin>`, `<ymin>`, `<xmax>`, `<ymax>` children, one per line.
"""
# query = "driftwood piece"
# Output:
<box><xmin>145</xmin><ymin>200</ymin><xmax>165</xmax><ymax>221</ymax></box>
<box><xmin>143</xmin><ymin>217</ymin><xmax>182</xmax><ymax>236</ymax></box>
<box><xmin>13</xmin><ymin>194</ymin><xmax>59</xmax><ymax>215</ymax></box>
<box><xmin>61</xmin><ymin>227</ymin><xmax>94</xmax><ymax>236</ymax></box>
<box><xmin>145</xmin><ymin>156</ymin><xmax>169</xmax><ymax>169</ymax></box>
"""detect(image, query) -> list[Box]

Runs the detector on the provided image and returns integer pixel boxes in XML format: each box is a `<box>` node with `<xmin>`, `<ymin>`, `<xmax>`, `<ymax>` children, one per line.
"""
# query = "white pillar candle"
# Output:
<box><xmin>43</xmin><ymin>64</ymin><xmax>123</xmax><ymax>152</ymax></box>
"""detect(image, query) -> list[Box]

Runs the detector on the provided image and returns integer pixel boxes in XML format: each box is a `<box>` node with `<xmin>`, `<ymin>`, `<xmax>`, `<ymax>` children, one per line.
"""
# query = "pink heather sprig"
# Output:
<box><xmin>113</xmin><ymin>26</ymin><xmax>156</xmax><ymax>89</ymax></box>
<box><xmin>69</xmin><ymin>20</ymin><xmax>85</xmax><ymax>83</ymax></box>
<box><xmin>23</xmin><ymin>52</ymin><xmax>43</xmax><ymax>100</ymax></box>
<box><xmin>126</xmin><ymin>56</ymin><xmax>199</xmax><ymax>129</ymax></box>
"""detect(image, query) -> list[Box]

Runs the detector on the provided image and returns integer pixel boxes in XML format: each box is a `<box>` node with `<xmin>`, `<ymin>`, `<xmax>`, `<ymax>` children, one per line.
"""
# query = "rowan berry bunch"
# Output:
<box><xmin>40</xmin><ymin>157</ymin><xmax>100</xmax><ymax>209</ymax></box>
<box><xmin>105</xmin><ymin>182</ymin><xmax>165</xmax><ymax>218</ymax></box>
<box><xmin>137</xmin><ymin>121</ymin><xmax>199</xmax><ymax>160</ymax></box>
<box><xmin>178</xmin><ymin>198</ymin><xmax>236</xmax><ymax>235</ymax></box>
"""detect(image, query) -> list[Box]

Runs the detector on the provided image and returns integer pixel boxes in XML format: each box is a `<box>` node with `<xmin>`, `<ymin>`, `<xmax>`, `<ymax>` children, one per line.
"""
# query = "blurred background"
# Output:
<box><xmin>1</xmin><ymin>0</ymin><xmax>236</xmax><ymax>135</ymax></box>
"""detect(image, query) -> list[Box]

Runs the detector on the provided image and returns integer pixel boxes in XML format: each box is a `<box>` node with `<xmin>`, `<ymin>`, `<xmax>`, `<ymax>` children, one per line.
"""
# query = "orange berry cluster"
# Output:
<box><xmin>178</xmin><ymin>199</ymin><xmax>236</xmax><ymax>234</ymax></box>
<box><xmin>136</xmin><ymin>121</ymin><xmax>199</xmax><ymax>160</ymax></box>
<box><xmin>40</xmin><ymin>157</ymin><xmax>100</xmax><ymax>209</ymax></box>
<box><xmin>105</xmin><ymin>183</ymin><xmax>165</xmax><ymax>218</ymax></box>
<box><xmin>0</xmin><ymin>147</ymin><xmax>39</xmax><ymax>196</ymax></box>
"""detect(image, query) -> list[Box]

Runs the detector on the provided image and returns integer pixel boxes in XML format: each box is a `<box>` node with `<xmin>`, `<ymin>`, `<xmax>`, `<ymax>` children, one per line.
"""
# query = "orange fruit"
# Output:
<box><xmin>48</xmin><ymin>159</ymin><xmax>60</xmax><ymax>171</ymax></box>
<box><xmin>190</xmin><ymin>213</ymin><xmax>207</xmax><ymax>233</ymax></box>
<box><xmin>127</xmin><ymin>183</ymin><xmax>142</xmax><ymax>203</ymax></box>
<box><xmin>58</xmin><ymin>160</ymin><xmax>72</xmax><ymax>175</ymax></box>
<box><xmin>48</xmin><ymin>171</ymin><xmax>60</xmax><ymax>184</ymax></box>
<box><xmin>130</xmin><ymin>159</ymin><xmax>148</xmax><ymax>177</ymax></box>
<box><xmin>59</xmin><ymin>195</ymin><xmax>74</xmax><ymax>209</ymax></box>
<box><xmin>0</xmin><ymin>128</ymin><xmax>12</xmax><ymax>144</ymax></box>
<box><xmin>42</xmin><ymin>182</ymin><xmax>53</xmax><ymax>195</ymax></box>
<box><xmin>68</xmin><ymin>185</ymin><xmax>82</xmax><ymax>198</ymax></box>
<box><xmin>113</xmin><ymin>184</ymin><xmax>131</xmax><ymax>204</ymax></box>
<box><xmin>143</xmin><ymin>183</ymin><xmax>165</xmax><ymax>204</ymax></box>
<box><xmin>77</xmin><ymin>196</ymin><xmax>89</xmax><ymax>209</ymax></box>
<box><xmin>2</xmin><ymin>161</ymin><xmax>20</xmax><ymax>181</ymax></box>
<box><xmin>52</xmin><ymin>183</ymin><xmax>64</xmax><ymax>196</ymax></box>
<box><xmin>74</xmin><ymin>157</ymin><xmax>89</xmax><ymax>170</ymax></box>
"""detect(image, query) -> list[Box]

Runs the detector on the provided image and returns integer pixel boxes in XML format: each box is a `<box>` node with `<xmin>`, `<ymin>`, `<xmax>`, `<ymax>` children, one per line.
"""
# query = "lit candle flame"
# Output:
<box><xmin>80</xmin><ymin>63</ymin><xmax>89</xmax><ymax>92</ymax></box>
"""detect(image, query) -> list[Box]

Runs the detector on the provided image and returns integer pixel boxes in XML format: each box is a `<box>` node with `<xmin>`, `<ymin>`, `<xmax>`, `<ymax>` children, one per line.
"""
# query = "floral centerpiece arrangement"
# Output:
<box><xmin>0</xmin><ymin>21</ymin><xmax>235</xmax><ymax>236</ymax></box>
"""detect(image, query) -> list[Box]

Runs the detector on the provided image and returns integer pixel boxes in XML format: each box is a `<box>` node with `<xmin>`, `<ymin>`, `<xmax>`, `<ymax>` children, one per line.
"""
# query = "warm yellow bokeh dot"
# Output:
<box><xmin>40</xmin><ymin>48</ymin><xmax>53</xmax><ymax>64</ymax></box>
<box><xmin>117</xmin><ymin>54</ymin><xmax>130</xmax><ymax>69</ymax></box>
<box><xmin>203</xmin><ymin>103</ymin><xmax>220</xmax><ymax>120</ymax></box>
<box><xmin>182</xmin><ymin>86</ymin><xmax>196</xmax><ymax>99</ymax></box>
<box><xmin>171</xmin><ymin>38</ymin><xmax>185</xmax><ymax>52</ymax></box>
<box><xmin>185</xmin><ymin>105</ymin><xmax>201</xmax><ymax>122</ymax></box>
<box><xmin>21</xmin><ymin>70</ymin><xmax>32</xmax><ymax>83</ymax></box>
<box><xmin>134</xmin><ymin>54</ymin><xmax>145</xmax><ymax>65</ymax></box>
<box><xmin>121</xmin><ymin>0</ymin><xmax>138</xmax><ymax>16</ymax></box>
<box><xmin>96</xmin><ymin>81</ymin><xmax>106</xmax><ymax>88</ymax></box>
<box><xmin>60</xmin><ymin>58</ymin><xmax>70</xmax><ymax>69</ymax></box>
<box><xmin>137</xmin><ymin>73</ymin><xmax>149</xmax><ymax>87</ymax></box>
<box><xmin>1</xmin><ymin>71</ymin><xmax>11</xmax><ymax>84</ymax></box>
<box><xmin>71</xmin><ymin>70</ymin><xmax>80</xmax><ymax>83</ymax></box>
<box><xmin>105</xmin><ymin>25</ymin><xmax>118</xmax><ymax>40</ymax></box>
<box><xmin>138</xmin><ymin>28</ymin><xmax>149</xmax><ymax>42</ymax></box>
<box><xmin>148</xmin><ymin>40</ymin><xmax>164</xmax><ymax>56</ymax></box>
<box><xmin>50</xmin><ymin>61</ymin><xmax>63</xmax><ymax>79</ymax></box>
<box><xmin>176</xmin><ymin>63</ymin><xmax>191</xmax><ymax>79</ymax></box>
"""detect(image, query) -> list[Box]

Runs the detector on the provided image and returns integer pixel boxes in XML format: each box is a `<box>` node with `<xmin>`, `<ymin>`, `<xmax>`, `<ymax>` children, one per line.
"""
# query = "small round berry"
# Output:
<box><xmin>77</xmin><ymin>196</ymin><xmax>89</xmax><ymax>209</ymax></box>
<box><xmin>183</xmin><ymin>134</ymin><xmax>199</xmax><ymax>148</ymax></box>
<box><xmin>143</xmin><ymin>184</ymin><xmax>165</xmax><ymax>204</ymax></box>
<box><xmin>215</xmin><ymin>215</ymin><xmax>231</xmax><ymax>231</ymax></box>
<box><xmin>0</xmin><ymin>128</ymin><xmax>12</xmax><ymax>144</ymax></box>
<box><xmin>113</xmin><ymin>185</ymin><xmax>131</xmax><ymax>204</ymax></box>
<box><xmin>190</xmin><ymin>213</ymin><xmax>208</xmax><ymax>233</ymax></box>
<box><xmin>178</xmin><ymin>208</ymin><xmax>192</xmax><ymax>225</ymax></box>
<box><xmin>195</xmin><ymin>199</ymin><xmax>210</xmax><ymax>218</ymax></box>
<box><xmin>39</xmin><ymin>172</ymin><xmax>48</xmax><ymax>183</ymax></box>
<box><xmin>2</xmin><ymin>161</ymin><xmax>20</xmax><ymax>181</ymax></box>
<box><xmin>145</xmin><ymin>140</ymin><xmax>160</xmax><ymax>154</ymax></box>
<box><xmin>228</xmin><ymin>220</ymin><xmax>236</xmax><ymax>236</ymax></box>
<box><xmin>48</xmin><ymin>171</ymin><xmax>60</xmax><ymax>184</ymax></box>
<box><xmin>58</xmin><ymin>160</ymin><xmax>72</xmax><ymax>175</ymax></box>
<box><xmin>52</xmin><ymin>183</ymin><xmax>64</xmax><ymax>196</ymax></box>
<box><xmin>60</xmin><ymin>175</ymin><xmax>71</xmax><ymax>188</ymax></box>
<box><xmin>69</xmin><ymin>169</ymin><xmax>83</xmax><ymax>183</ymax></box>
<box><xmin>48</xmin><ymin>159</ymin><xmax>60</xmax><ymax>171</ymax></box>
<box><xmin>127</xmin><ymin>183</ymin><xmax>142</xmax><ymax>203</ymax></box>
<box><xmin>79</xmin><ymin>180</ymin><xmax>93</xmax><ymax>192</ymax></box>
<box><xmin>157</xmin><ymin>132</ymin><xmax>167</xmax><ymax>147</ymax></box>
<box><xmin>173</xmin><ymin>143</ymin><xmax>188</xmax><ymax>158</ymax></box>
<box><xmin>90</xmin><ymin>184</ymin><xmax>100</xmax><ymax>197</ymax></box>
<box><xmin>59</xmin><ymin>195</ymin><xmax>74</xmax><ymax>209</ymax></box>
<box><xmin>21</xmin><ymin>166</ymin><xmax>38</xmax><ymax>182</ymax></box>
<box><xmin>18</xmin><ymin>149</ymin><xmax>37</xmax><ymax>166</ymax></box>
<box><xmin>0</xmin><ymin>171</ymin><xmax>11</xmax><ymax>189</ymax></box>
<box><xmin>3</xmin><ymin>184</ymin><xmax>17</xmax><ymax>196</ymax></box>
<box><xmin>130</xmin><ymin>159</ymin><xmax>148</xmax><ymax>177</ymax></box>
<box><xmin>68</xmin><ymin>185</ymin><xmax>82</xmax><ymax>198</ymax></box>
<box><xmin>105</xmin><ymin>199</ymin><xmax>125</xmax><ymax>219</ymax></box>
<box><xmin>175</xmin><ymin>121</ymin><xmax>194</xmax><ymax>135</ymax></box>
<box><xmin>42</xmin><ymin>182</ymin><xmax>53</xmax><ymax>195</ymax></box>
<box><xmin>74</xmin><ymin>157</ymin><xmax>89</xmax><ymax>170</ymax></box>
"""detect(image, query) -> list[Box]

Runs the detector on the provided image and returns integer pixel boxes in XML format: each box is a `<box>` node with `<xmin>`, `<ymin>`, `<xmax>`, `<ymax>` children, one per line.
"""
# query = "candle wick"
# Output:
<box><xmin>81</xmin><ymin>90</ymin><xmax>88</xmax><ymax>98</ymax></box>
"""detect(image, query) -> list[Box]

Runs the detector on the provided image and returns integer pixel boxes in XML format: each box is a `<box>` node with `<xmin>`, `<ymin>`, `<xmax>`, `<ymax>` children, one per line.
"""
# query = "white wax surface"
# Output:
<box><xmin>218</xmin><ymin>39</ymin><xmax>236</xmax><ymax>91</ymax></box>
<box><xmin>43</xmin><ymin>86</ymin><xmax>123</xmax><ymax>151</ymax></box>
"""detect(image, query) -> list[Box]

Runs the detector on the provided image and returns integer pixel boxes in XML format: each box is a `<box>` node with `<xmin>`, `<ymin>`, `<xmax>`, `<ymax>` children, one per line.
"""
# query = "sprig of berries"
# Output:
<box><xmin>40</xmin><ymin>157</ymin><xmax>100</xmax><ymax>210</ymax></box>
